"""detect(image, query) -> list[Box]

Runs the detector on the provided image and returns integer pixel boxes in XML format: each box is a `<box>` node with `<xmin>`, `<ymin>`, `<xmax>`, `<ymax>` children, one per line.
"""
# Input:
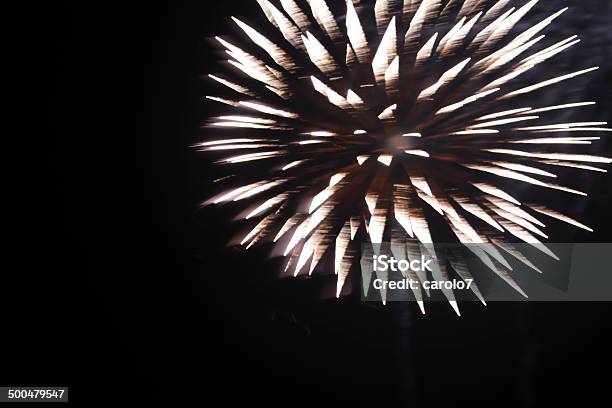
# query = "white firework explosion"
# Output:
<box><xmin>201</xmin><ymin>0</ymin><xmax>611</xmax><ymax>315</ymax></box>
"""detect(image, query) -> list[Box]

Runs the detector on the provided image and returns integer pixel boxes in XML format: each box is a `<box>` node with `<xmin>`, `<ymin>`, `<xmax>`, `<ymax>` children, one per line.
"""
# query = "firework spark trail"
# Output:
<box><xmin>202</xmin><ymin>0</ymin><xmax>611</xmax><ymax>315</ymax></box>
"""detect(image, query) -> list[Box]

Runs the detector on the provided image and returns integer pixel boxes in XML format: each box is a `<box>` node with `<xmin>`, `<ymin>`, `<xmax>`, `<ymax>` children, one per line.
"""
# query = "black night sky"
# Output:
<box><xmin>6</xmin><ymin>1</ymin><xmax>612</xmax><ymax>406</ymax></box>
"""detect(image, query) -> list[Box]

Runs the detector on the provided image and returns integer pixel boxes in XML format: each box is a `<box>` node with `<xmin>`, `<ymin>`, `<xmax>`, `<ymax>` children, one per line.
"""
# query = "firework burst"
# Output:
<box><xmin>201</xmin><ymin>0</ymin><xmax>611</xmax><ymax>314</ymax></box>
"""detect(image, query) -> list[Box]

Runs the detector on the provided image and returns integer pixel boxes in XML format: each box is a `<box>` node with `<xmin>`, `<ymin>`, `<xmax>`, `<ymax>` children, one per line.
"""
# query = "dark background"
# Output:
<box><xmin>5</xmin><ymin>0</ymin><xmax>612</xmax><ymax>406</ymax></box>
